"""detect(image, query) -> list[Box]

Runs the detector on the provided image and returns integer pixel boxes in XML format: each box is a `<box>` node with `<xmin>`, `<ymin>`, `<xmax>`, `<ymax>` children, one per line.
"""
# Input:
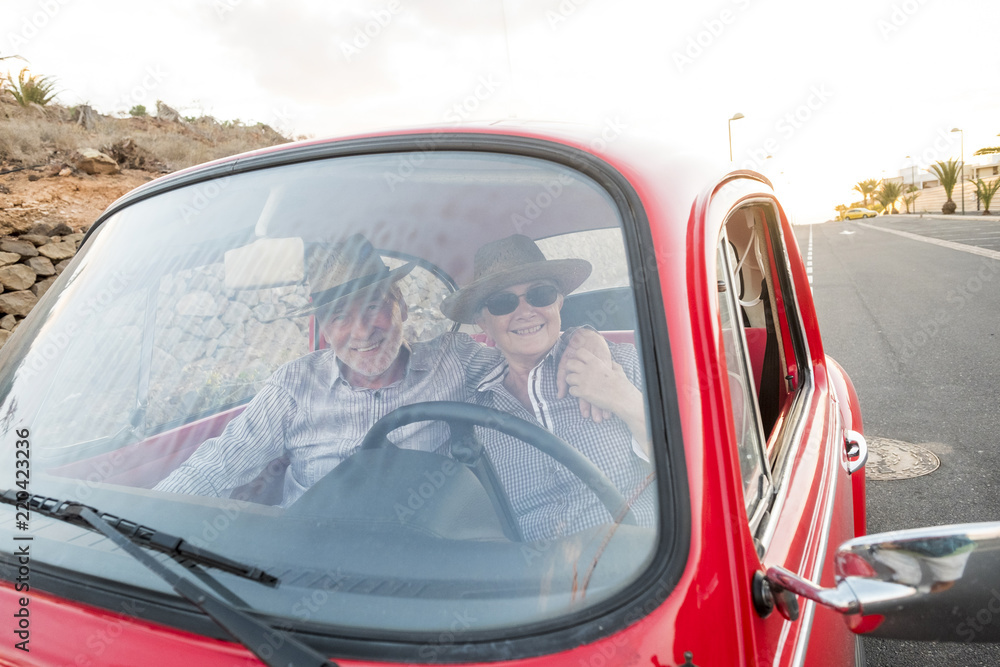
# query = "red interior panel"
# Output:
<box><xmin>744</xmin><ymin>327</ymin><xmax>766</xmax><ymax>388</ymax></box>
<box><xmin>48</xmin><ymin>405</ymin><xmax>248</xmax><ymax>488</ymax></box>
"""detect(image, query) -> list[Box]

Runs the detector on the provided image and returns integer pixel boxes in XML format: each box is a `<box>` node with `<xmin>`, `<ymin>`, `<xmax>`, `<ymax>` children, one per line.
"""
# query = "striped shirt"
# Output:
<box><xmin>476</xmin><ymin>338</ymin><xmax>657</xmax><ymax>542</ymax></box>
<box><xmin>154</xmin><ymin>333</ymin><xmax>500</xmax><ymax>506</ymax></box>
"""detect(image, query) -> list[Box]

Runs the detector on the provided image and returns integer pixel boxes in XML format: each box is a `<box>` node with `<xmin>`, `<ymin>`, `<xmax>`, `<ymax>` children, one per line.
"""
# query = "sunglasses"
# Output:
<box><xmin>482</xmin><ymin>284</ymin><xmax>560</xmax><ymax>316</ymax></box>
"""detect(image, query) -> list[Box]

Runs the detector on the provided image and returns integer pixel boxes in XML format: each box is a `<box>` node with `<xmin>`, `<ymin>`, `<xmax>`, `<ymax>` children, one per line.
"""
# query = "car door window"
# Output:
<box><xmin>717</xmin><ymin>237</ymin><xmax>771</xmax><ymax>518</ymax></box>
<box><xmin>717</xmin><ymin>203</ymin><xmax>812</xmax><ymax>531</ymax></box>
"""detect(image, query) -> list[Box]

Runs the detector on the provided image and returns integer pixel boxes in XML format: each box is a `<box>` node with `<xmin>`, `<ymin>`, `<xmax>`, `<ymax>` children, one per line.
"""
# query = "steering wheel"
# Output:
<box><xmin>359</xmin><ymin>401</ymin><xmax>638</xmax><ymax>529</ymax></box>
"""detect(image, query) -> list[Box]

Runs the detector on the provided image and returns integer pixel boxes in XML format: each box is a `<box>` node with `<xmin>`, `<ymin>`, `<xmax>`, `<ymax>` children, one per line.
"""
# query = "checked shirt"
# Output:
<box><xmin>475</xmin><ymin>338</ymin><xmax>657</xmax><ymax>542</ymax></box>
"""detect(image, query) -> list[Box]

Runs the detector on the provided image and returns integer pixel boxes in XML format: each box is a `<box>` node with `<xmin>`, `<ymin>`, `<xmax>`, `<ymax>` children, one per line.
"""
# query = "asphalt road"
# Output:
<box><xmin>794</xmin><ymin>216</ymin><xmax>1000</xmax><ymax>666</ymax></box>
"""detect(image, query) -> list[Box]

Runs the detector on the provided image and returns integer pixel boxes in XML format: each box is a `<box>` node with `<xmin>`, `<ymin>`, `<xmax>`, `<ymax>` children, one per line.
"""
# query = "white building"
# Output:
<box><xmin>895</xmin><ymin>152</ymin><xmax>1000</xmax><ymax>190</ymax></box>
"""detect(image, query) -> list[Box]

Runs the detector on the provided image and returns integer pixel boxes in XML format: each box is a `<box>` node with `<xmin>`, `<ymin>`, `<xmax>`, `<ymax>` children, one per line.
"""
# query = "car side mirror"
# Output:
<box><xmin>762</xmin><ymin>522</ymin><xmax>1000</xmax><ymax>642</ymax></box>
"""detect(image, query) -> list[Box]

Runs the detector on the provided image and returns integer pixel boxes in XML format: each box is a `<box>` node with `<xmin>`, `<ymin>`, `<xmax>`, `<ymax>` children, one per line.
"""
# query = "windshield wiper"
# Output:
<box><xmin>0</xmin><ymin>490</ymin><xmax>334</xmax><ymax>666</ymax></box>
<box><xmin>0</xmin><ymin>490</ymin><xmax>276</xmax><ymax>585</ymax></box>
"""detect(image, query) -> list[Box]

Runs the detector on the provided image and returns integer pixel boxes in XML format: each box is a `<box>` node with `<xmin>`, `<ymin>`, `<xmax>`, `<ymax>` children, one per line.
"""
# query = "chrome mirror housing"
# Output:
<box><xmin>764</xmin><ymin>522</ymin><xmax>1000</xmax><ymax>642</ymax></box>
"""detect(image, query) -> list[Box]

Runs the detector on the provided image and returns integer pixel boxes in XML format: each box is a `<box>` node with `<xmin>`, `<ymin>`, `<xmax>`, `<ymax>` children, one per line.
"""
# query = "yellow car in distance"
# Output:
<box><xmin>844</xmin><ymin>207</ymin><xmax>877</xmax><ymax>220</ymax></box>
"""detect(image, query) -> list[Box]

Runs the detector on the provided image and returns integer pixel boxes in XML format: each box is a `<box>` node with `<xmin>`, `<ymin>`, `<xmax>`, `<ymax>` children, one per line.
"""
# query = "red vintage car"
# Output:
<box><xmin>1</xmin><ymin>125</ymin><xmax>998</xmax><ymax>666</ymax></box>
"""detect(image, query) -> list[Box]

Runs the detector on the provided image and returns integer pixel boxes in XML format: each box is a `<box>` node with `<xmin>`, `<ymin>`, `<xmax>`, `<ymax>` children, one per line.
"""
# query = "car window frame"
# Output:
<box><xmin>710</xmin><ymin>193</ymin><xmax>815</xmax><ymax>550</ymax></box>
<box><xmin>33</xmin><ymin>133</ymin><xmax>692</xmax><ymax>663</ymax></box>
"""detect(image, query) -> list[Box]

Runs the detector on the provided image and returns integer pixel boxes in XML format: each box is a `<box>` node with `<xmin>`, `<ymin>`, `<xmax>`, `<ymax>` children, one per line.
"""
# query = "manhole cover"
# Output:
<box><xmin>866</xmin><ymin>437</ymin><xmax>940</xmax><ymax>480</ymax></box>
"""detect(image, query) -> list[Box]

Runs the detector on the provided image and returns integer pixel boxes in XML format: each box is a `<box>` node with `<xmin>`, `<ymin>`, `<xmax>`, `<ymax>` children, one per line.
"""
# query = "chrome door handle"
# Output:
<box><xmin>845</xmin><ymin>430</ymin><xmax>867</xmax><ymax>475</ymax></box>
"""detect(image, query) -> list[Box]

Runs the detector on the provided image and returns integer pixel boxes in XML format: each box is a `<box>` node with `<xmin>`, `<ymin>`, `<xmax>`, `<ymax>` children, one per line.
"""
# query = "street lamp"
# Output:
<box><xmin>728</xmin><ymin>113</ymin><xmax>744</xmax><ymax>162</ymax></box>
<box><xmin>905</xmin><ymin>155</ymin><xmax>916</xmax><ymax>214</ymax></box>
<box><xmin>951</xmin><ymin>127</ymin><xmax>964</xmax><ymax>215</ymax></box>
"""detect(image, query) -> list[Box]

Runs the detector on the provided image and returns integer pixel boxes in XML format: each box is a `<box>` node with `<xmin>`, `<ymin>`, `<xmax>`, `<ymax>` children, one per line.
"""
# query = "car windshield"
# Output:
<box><xmin>0</xmin><ymin>147</ymin><xmax>672</xmax><ymax>641</ymax></box>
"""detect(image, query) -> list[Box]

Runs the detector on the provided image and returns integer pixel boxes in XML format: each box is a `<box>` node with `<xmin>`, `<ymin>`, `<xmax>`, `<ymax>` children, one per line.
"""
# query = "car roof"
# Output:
<box><xmin>87</xmin><ymin>123</ymin><xmax>736</xmax><ymax>288</ymax></box>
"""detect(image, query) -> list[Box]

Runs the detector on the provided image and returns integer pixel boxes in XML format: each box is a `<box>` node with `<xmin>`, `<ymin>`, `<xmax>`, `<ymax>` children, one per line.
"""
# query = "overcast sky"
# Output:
<box><xmin>4</xmin><ymin>0</ymin><xmax>998</xmax><ymax>223</ymax></box>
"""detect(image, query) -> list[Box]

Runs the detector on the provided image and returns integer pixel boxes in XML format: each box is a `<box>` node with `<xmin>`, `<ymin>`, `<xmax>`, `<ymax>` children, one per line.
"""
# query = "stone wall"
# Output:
<box><xmin>0</xmin><ymin>222</ymin><xmax>83</xmax><ymax>346</ymax></box>
<box><xmin>145</xmin><ymin>262</ymin><xmax>313</xmax><ymax>428</ymax></box>
<box><xmin>18</xmin><ymin>247</ymin><xmax>459</xmax><ymax>442</ymax></box>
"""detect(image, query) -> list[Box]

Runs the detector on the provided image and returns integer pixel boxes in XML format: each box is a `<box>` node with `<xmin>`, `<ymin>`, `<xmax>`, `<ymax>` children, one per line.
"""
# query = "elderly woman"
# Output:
<box><xmin>441</xmin><ymin>234</ymin><xmax>656</xmax><ymax>541</ymax></box>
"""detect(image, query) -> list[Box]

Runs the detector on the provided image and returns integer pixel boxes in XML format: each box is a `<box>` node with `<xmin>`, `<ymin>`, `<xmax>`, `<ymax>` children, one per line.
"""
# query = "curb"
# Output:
<box><xmin>895</xmin><ymin>213</ymin><xmax>1000</xmax><ymax>222</ymax></box>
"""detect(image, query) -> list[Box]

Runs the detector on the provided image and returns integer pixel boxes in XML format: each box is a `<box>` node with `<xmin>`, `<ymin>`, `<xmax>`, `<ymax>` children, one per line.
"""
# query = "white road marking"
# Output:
<box><xmin>938</xmin><ymin>236</ymin><xmax>1000</xmax><ymax>243</ymax></box>
<box><xmin>858</xmin><ymin>222</ymin><xmax>1000</xmax><ymax>261</ymax></box>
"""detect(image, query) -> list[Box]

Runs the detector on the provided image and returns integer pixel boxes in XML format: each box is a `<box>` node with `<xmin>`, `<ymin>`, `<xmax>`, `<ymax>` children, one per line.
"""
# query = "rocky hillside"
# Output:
<box><xmin>0</xmin><ymin>95</ymin><xmax>292</xmax><ymax>343</ymax></box>
<box><xmin>0</xmin><ymin>96</ymin><xmax>291</xmax><ymax>235</ymax></box>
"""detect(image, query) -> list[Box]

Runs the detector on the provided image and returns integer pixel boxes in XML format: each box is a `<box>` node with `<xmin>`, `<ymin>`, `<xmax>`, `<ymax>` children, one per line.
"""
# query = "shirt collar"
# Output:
<box><xmin>476</xmin><ymin>342</ymin><xmax>560</xmax><ymax>392</ymax></box>
<box><xmin>330</xmin><ymin>340</ymin><xmax>414</xmax><ymax>391</ymax></box>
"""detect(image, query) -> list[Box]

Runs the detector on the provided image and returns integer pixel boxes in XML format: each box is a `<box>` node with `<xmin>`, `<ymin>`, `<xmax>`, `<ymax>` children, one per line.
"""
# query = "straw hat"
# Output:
<box><xmin>440</xmin><ymin>234</ymin><xmax>591</xmax><ymax>324</ymax></box>
<box><xmin>289</xmin><ymin>234</ymin><xmax>413</xmax><ymax>317</ymax></box>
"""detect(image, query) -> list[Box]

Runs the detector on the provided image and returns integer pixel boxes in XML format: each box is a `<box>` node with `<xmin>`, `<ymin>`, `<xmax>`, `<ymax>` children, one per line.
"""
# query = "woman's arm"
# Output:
<box><xmin>562</xmin><ymin>346</ymin><xmax>649</xmax><ymax>455</ymax></box>
<box><xmin>556</xmin><ymin>328</ymin><xmax>614</xmax><ymax>421</ymax></box>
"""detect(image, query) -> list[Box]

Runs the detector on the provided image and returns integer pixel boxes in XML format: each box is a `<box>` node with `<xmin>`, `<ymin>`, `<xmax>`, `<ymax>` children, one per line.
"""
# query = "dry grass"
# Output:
<box><xmin>0</xmin><ymin>94</ymin><xmax>290</xmax><ymax>172</ymax></box>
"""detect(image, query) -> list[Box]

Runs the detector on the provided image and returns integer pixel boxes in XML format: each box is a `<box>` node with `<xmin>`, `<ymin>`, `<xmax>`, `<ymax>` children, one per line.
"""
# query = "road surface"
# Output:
<box><xmin>795</xmin><ymin>215</ymin><xmax>1000</xmax><ymax>665</ymax></box>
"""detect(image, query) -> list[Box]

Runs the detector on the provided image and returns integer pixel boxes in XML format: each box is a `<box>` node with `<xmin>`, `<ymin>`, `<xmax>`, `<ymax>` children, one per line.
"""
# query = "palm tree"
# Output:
<box><xmin>928</xmin><ymin>159</ymin><xmax>963</xmax><ymax>214</ymax></box>
<box><xmin>834</xmin><ymin>204</ymin><xmax>848</xmax><ymax>221</ymax></box>
<box><xmin>974</xmin><ymin>132</ymin><xmax>1000</xmax><ymax>156</ymax></box>
<box><xmin>853</xmin><ymin>178</ymin><xmax>879</xmax><ymax>207</ymax></box>
<box><xmin>876</xmin><ymin>180</ymin><xmax>905</xmax><ymax>214</ymax></box>
<box><xmin>970</xmin><ymin>177</ymin><xmax>1000</xmax><ymax>215</ymax></box>
<box><xmin>903</xmin><ymin>185</ymin><xmax>919</xmax><ymax>214</ymax></box>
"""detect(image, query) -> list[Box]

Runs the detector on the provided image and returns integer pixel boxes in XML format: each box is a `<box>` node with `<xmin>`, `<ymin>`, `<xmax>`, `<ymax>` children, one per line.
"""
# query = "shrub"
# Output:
<box><xmin>129</xmin><ymin>104</ymin><xmax>147</xmax><ymax>117</ymax></box>
<box><xmin>4</xmin><ymin>68</ymin><xmax>58</xmax><ymax>106</ymax></box>
<box><xmin>970</xmin><ymin>177</ymin><xmax>1000</xmax><ymax>215</ymax></box>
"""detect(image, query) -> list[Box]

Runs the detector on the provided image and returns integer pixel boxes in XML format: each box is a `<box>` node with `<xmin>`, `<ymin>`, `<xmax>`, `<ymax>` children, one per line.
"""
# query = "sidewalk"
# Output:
<box><xmin>896</xmin><ymin>212</ymin><xmax>1000</xmax><ymax>222</ymax></box>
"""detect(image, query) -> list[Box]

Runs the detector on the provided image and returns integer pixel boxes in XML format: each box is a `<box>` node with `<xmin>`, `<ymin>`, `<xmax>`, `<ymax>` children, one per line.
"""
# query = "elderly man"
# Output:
<box><xmin>155</xmin><ymin>234</ymin><xmax>606</xmax><ymax>507</ymax></box>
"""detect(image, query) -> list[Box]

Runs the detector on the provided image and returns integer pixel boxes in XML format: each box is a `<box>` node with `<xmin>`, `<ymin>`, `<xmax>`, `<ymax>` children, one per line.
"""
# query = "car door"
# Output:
<box><xmin>707</xmin><ymin>175</ymin><xmax>862</xmax><ymax>665</ymax></box>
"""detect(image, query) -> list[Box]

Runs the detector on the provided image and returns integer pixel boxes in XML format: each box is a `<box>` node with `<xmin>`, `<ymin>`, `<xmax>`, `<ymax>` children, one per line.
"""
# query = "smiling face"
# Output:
<box><xmin>476</xmin><ymin>280</ymin><xmax>564</xmax><ymax>369</ymax></box>
<box><xmin>320</xmin><ymin>286</ymin><xmax>408</xmax><ymax>389</ymax></box>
